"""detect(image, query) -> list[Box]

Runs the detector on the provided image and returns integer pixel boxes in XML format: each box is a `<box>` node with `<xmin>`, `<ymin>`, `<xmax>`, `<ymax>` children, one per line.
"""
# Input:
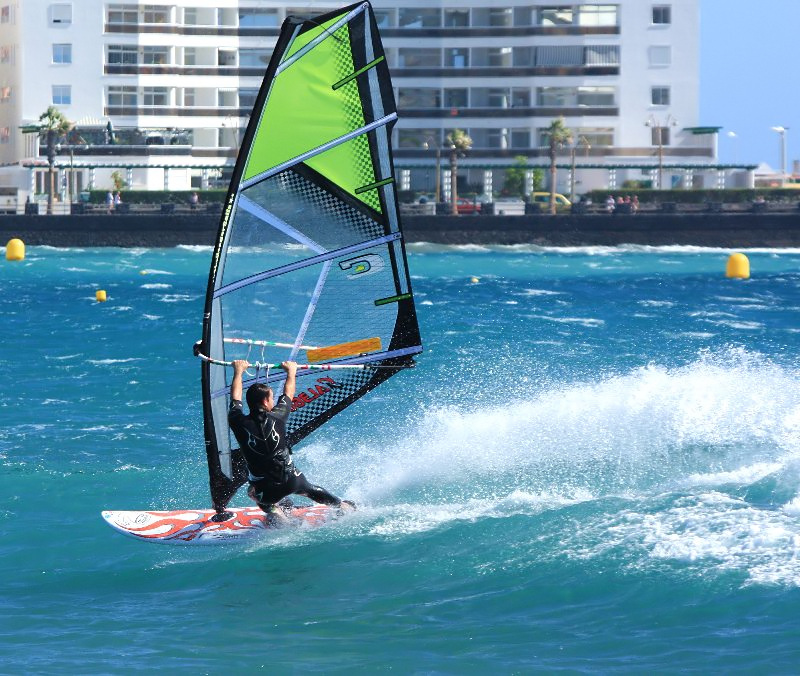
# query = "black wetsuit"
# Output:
<box><xmin>228</xmin><ymin>395</ymin><xmax>341</xmax><ymax>509</ymax></box>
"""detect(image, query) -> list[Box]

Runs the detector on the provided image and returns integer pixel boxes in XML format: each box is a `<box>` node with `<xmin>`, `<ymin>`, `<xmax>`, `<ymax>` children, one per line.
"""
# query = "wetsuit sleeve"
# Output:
<box><xmin>228</xmin><ymin>399</ymin><xmax>245</xmax><ymax>427</ymax></box>
<box><xmin>271</xmin><ymin>394</ymin><xmax>291</xmax><ymax>422</ymax></box>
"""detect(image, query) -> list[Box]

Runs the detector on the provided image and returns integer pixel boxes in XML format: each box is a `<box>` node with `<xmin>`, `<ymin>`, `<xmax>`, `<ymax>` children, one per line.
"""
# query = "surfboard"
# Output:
<box><xmin>101</xmin><ymin>505</ymin><xmax>334</xmax><ymax>545</ymax></box>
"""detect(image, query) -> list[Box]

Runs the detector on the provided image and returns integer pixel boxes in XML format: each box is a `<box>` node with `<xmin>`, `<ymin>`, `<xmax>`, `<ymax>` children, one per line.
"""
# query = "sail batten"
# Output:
<box><xmin>198</xmin><ymin>2</ymin><xmax>422</xmax><ymax>513</ymax></box>
<box><xmin>240</xmin><ymin>112</ymin><xmax>398</xmax><ymax>190</ymax></box>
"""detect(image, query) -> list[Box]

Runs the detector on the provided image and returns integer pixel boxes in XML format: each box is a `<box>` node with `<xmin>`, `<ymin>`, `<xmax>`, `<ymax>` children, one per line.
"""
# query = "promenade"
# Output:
<box><xmin>2</xmin><ymin>210</ymin><xmax>800</xmax><ymax>248</ymax></box>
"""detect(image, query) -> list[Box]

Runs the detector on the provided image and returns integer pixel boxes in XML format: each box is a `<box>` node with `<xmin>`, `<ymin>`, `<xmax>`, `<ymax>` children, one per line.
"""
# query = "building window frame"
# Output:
<box><xmin>652</xmin><ymin>5</ymin><xmax>672</xmax><ymax>25</ymax></box>
<box><xmin>107</xmin><ymin>85</ymin><xmax>137</xmax><ymax>107</ymax></box>
<box><xmin>49</xmin><ymin>3</ymin><xmax>72</xmax><ymax>25</ymax></box>
<box><xmin>651</xmin><ymin>86</ymin><xmax>670</xmax><ymax>106</ymax></box>
<box><xmin>52</xmin><ymin>43</ymin><xmax>72</xmax><ymax>64</ymax></box>
<box><xmin>52</xmin><ymin>84</ymin><xmax>71</xmax><ymax>105</ymax></box>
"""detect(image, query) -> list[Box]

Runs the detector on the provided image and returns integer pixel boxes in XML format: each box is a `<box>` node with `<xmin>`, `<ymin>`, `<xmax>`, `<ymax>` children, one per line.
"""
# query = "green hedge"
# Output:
<box><xmin>587</xmin><ymin>188</ymin><xmax>800</xmax><ymax>204</ymax></box>
<box><xmin>87</xmin><ymin>189</ymin><xmax>227</xmax><ymax>205</ymax></box>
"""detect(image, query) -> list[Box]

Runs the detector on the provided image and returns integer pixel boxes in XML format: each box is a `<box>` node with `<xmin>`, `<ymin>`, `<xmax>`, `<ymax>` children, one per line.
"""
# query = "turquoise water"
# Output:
<box><xmin>2</xmin><ymin>243</ymin><xmax>800</xmax><ymax>672</ymax></box>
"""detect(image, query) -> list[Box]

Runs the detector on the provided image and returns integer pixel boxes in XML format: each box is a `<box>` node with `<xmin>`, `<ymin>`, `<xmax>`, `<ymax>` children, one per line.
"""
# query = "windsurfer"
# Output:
<box><xmin>228</xmin><ymin>359</ymin><xmax>355</xmax><ymax>520</ymax></box>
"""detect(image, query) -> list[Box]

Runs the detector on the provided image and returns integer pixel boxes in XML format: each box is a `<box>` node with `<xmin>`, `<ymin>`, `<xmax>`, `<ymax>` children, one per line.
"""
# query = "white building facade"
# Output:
<box><xmin>0</xmin><ymin>0</ymin><xmax>717</xmax><ymax>204</ymax></box>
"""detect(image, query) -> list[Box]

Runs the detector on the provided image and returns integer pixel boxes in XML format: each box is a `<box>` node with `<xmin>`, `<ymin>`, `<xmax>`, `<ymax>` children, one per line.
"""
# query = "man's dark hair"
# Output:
<box><xmin>246</xmin><ymin>383</ymin><xmax>272</xmax><ymax>411</ymax></box>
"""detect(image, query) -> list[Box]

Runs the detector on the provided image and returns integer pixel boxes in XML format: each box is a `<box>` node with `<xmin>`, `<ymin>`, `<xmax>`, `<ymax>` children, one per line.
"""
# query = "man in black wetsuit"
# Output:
<box><xmin>228</xmin><ymin>359</ymin><xmax>354</xmax><ymax>519</ymax></box>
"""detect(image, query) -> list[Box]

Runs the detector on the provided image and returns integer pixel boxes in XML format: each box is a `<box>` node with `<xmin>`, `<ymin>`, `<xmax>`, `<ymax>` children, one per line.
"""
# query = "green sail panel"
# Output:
<box><xmin>305</xmin><ymin>131</ymin><xmax>381</xmax><ymax>212</ymax></box>
<box><xmin>244</xmin><ymin>20</ymin><xmax>378</xmax><ymax>211</ymax></box>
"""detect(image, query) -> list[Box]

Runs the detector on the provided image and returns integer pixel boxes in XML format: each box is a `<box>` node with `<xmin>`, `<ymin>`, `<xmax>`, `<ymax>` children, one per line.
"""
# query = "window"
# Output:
<box><xmin>397</xmin><ymin>128</ymin><xmax>439</xmax><ymax>149</ymax></box>
<box><xmin>486</xmin><ymin>128</ymin><xmax>510</xmax><ymax>149</ymax></box>
<box><xmin>513</xmin><ymin>46</ymin><xmax>534</xmax><ymax>67</ymax></box>
<box><xmin>218</xmin><ymin>49</ymin><xmax>236</xmax><ymax>66</ymax></box>
<box><xmin>143</xmin><ymin>5</ymin><xmax>169</xmax><ymax>23</ymax></box>
<box><xmin>585</xmin><ymin>45</ymin><xmax>620</xmax><ymax>66</ymax></box>
<box><xmin>444</xmin><ymin>9</ymin><xmax>468</xmax><ymax>27</ymax></box>
<box><xmin>239</xmin><ymin>49</ymin><xmax>270</xmax><ymax>67</ymax></box>
<box><xmin>512</xmin><ymin>88</ymin><xmax>531</xmax><ymax>107</ymax></box>
<box><xmin>536</xmin><ymin>45</ymin><xmax>583</xmax><ymax>66</ymax></box>
<box><xmin>444</xmin><ymin>88</ymin><xmax>468</xmax><ymax>108</ymax></box>
<box><xmin>1</xmin><ymin>86</ymin><xmax>11</xmax><ymax>101</ymax></box>
<box><xmin>398</xmin><ymin>88</ymin><xmax>441</xmax><ymax>109</ymax></box>
<box><xmin>107</xmin><ymin>45</ymin><xmax>137</xmax><ymax>65</ymax></box>
<box><xmin>238</xmin><ymin>9</ymin><xmax>278</xmax><ymax>27</ymax></box>
<box><xmin>578</xmin><ymin>86</ymin><xmax>615</xmax><ymax>106</ymax></box>
<box><xmin>653</xmin><ymin>6</ymin><xmax>672</xmax><ymax>24</ymax></box>
<box><xmin>142</xmin><ymin>87</ymin><xmax>169</xmax><ymax>106</ymax></box>
<box><xmin>540</xmin><ymin>7</ymin><xmax>573</xmax><ymax>26</ymax></box>
<box><xmin>239</xmin><ymin>88</ymin><xmax>259</xmax><ymax>109</ymax></box>
<box><xmin>52</xmin><ymin>43</ymin><xmax>72</xmax><ymax>64</ymax></box>
<box><xmin>578</xmin><ymin>4</ymin><xmax>617</xmax><ymax>27</ymax></box>
<box><xmin>0</xmin><ymin>127</ymin><xmax>10</xmax><ymax>144</ymax></box>
<box><xmin>1</xmin><ymin>6</ymin><xmax>10</xmax><ymax>23</ymax></box>
<box><xmin>373</xmin><ymin>10</ymin><xmax>392</xmax><ymax>27</ymax></box>
<box><xmin>142</xmin><ymin>46</ymin><xmax>169</xmax><ymax>65</ymax></box>
<box><xmin>107</xmin><ymin>86</ymin><xmax>137</xmax><ymax>106</ymax></box>
<box><xmin>183</xmin><ymin>88</ymin><xmax>195</xmax><ymax>106</ymax></box>
<box><xmin>52</xmin><ymin>85</ymin><xmax>71</xmax><ymax>105</ymax></box>
<box><xmin>650</xmin><ymin>126</ymin><xmax>672</xmax><ymax>146</ymax></box>
<box><xmin>648</xmin><ymin>45</ymin><xmax>671</xmax><ymax>67</ymax></box>
<box><xmin>183</xmin><ymin>47</ymin><xmax>196</xmax><ymax>66</ymax></box>
<box><xmin>218</xmin><ymin>89</ymin><xmax>237</xmax><ymax>107</ymax></box>
<box><xmin>445</xmin><ymin>48</ymin><xmax>469</xmax><ymax>68</ymax></box>
<box><xmin>487</xmin><ymin>47</ymin><xmax>512</xmax><ymax>67</ymax></box>
<box><xmin>511</xmin><ymin>129</ymin><xmax>531</xmax><ymax>149</ymax></box>
<box><xmin>488</xmin><ymin>8</ymin><xmax>513</xmax><ymax>27</ymax></box>
<box><xmin>398</xmin><ymin>48</ymin><xmax>441</xmax><ymax>68</ymax></box>
<box><xmin>398</xmin><ymin>9</ymin><xmax>441</xmax><ymax>28</ymax></box>
<box><xmin>651</xmin><ymin>86</ymin><xmax>670</xmax><ymax>105</ymax></box>
<box><xmin>50</xmin><ymin>3</ymin><xmax>72</xmax><ymax>25</ymax></box>
<box><xmin>0</xmin><ymin>45</ymin><xmax>14</xmax><ymax>64</ymax></box>
<box><xmin>107</xmin><ymin>5</ymin><xmax>137</xmax><ymax>24</ymax></box>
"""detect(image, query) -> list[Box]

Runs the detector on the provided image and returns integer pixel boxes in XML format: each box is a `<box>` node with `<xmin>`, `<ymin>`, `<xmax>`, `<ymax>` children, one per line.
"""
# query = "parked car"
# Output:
<box><xmin>455</xmin><ymin>197</ymin><xmax>481</xmax><ymax>214</ymax></box>
<box><xmin>530</xmin><ymin>192</ymin><xmax>572</xmax><ymax>207</ymax></box>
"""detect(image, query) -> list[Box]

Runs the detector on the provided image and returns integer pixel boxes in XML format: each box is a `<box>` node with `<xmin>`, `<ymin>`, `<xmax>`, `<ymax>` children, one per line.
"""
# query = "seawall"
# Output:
<box><xmin>2</xmin><ymin>212</ymin><xmax>800</xmax><ymax>248</ymax></box>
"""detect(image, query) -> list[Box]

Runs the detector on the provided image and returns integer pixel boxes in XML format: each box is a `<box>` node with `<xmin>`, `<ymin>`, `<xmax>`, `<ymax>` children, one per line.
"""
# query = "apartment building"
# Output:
<box><xmin>0</xmin><ymin>1</ymin><xmax>714</xmax><ymax>202</ymax></box>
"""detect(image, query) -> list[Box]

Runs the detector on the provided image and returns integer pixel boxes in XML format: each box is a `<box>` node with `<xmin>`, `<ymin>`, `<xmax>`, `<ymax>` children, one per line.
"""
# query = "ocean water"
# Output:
<box><xmin>2</xmin><ymin>243</ymin><xmax>800</xmax><ymax>673</ymax></box>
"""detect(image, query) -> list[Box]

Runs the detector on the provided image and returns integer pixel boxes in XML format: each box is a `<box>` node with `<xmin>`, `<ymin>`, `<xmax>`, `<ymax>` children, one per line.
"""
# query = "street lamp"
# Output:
<box><xmin>423</xmin><ymin>137</ymin><xmax>441</xmax><ymax>203</ymax></box>
<box><xmin>646</xmin><ymin>114</ymin><xmax>678</xmax><ymax>189</ymax></box>
<box><xmin>771</xmin><ymin>126</ymin><xmax>788</xmax><ymax>186</ymax></box>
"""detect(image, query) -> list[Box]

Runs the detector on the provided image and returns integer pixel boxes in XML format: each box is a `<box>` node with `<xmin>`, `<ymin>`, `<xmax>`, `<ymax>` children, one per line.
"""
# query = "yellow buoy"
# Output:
<box><xmin>470</xmin><ymin>276</ymin><xmax>480</xmax><ymax>284</ymax></box>
<box><xmin>5</xmin><ymin>238</ymin><xmax>24</xmax><ymax>261</ymax></box>
<box><xmin>725</xmin><ymin>253</ymin><xmax>750</xmax><ymax>279</ymax></box>
<box><xmin>96</xmin><ymin>290</ymin><xmax>107</xmax><ymax>302</ymax></box>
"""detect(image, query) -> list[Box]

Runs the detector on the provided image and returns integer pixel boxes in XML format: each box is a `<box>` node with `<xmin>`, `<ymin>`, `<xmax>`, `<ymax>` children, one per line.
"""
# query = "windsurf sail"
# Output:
<box><xmin>195</xmin><ymin>1</ymin><xmax>423</xmax><ymax>514</ymax></box>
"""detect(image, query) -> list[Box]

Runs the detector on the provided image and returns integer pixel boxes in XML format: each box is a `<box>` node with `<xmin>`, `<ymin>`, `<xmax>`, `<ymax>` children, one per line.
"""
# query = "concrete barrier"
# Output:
<box><xmin>2</xmin><ymin>212</ymin><xmax>800</xmax><ymax>248</ymax></box>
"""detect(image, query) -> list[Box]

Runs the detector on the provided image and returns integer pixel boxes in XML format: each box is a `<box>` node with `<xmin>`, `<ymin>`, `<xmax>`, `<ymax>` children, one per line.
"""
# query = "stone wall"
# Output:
<box><xmin>2</xmin><ymin>212</ymin><xmax>800</xmax><ymax>248</ymax></box>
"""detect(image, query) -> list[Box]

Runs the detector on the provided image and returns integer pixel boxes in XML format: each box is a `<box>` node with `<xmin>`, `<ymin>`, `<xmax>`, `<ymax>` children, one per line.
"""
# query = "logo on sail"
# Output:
<box><xmin>339</xmin><ymin>254</ymin><xmax>384</xmax><ymax>279</ymax></box>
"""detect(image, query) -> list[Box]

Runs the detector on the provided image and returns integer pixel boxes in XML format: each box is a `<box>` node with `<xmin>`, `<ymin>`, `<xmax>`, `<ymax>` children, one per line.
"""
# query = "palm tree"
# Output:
<box><xmin>445</xmin><ymin>129</ymin><xmax>472</xmax><ymax>216</ymax></box>
<box><xmin>543</xmin><ymin>118</ymin><xmax>573</xmax><ymax>215</ymax></box>
<box><xmin>37</xmin><ymin>106</ymin><xmax>72</xmax><ymax>215</ymax></box>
